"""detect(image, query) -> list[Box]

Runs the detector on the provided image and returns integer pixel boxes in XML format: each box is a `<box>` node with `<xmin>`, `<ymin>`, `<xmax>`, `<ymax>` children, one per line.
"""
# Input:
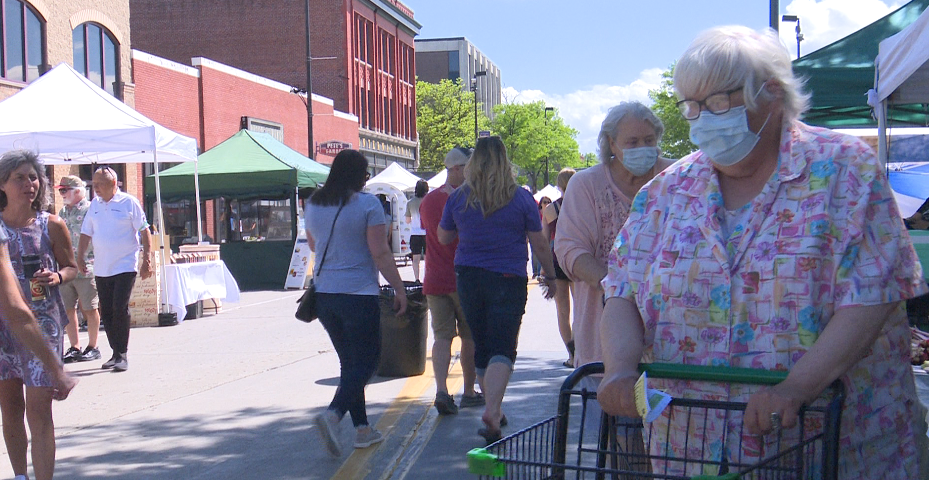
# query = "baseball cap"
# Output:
<box><xmin>56</xmin><ymin>175</ymin><xmax>85</xmax><ymax>190</ymax></box>
<box><xmin>444</xmin><ymin>147</ymin><xmax>472</xmax><ymax>168</ymax></box>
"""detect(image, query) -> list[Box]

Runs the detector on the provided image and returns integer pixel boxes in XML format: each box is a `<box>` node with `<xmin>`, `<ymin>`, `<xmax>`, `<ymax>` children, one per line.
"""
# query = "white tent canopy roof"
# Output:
<box><xmin>367</xmin><ymin>162</ymin><xmax>420</xmax><ymax>192</ymax></box>
<box><xmin>428</xmin><ymin>168</ymin><xmax>447</xmax><ymax>189</ymax></box>
<box><xmin>534</xmin><ymin>184</ymin><xmax>561</xmax><ymax>202</ymax></box>
<box><xmin>872</xmin><ymin>7</ymin><xmax>929</xmax><ymax>106</ymax></box>
<box><xmin>0</xmin><ymin>63</ymin><xmax>197</xmax><ymax>164</ymax></box>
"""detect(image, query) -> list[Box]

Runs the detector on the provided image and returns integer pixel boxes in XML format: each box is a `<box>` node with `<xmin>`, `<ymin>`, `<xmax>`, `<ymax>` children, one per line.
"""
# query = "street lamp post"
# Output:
<box><xmin>303</xmin><ymin>0</ymin><xmax>314</xmax><ymax>156</ymax></box>
<box><xmin>472</xmin><ymin>71</ymin><xmax>487</xmax><ymax>144</ymax></box>
<box><xmin>781</xmin><ymin>15</ymin><xmax>803</xmax><ymax>58</ymax></box>
<box><xmin>543</xmin><ymin>106</ymin><xmax>554</xmax><ymax>186</ymax></box>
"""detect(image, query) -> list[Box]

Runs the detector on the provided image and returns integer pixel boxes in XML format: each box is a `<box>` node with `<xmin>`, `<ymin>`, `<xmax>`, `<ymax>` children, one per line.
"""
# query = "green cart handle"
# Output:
<box><xmin>641</xmin><ymin>363</ymin><xmax>789</xmax><ymax>385</ymax></box>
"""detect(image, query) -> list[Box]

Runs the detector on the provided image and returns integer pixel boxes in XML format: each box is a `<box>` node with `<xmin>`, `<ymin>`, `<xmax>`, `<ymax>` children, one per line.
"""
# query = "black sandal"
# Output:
<box><xmin>477</xmin><ymin>426</ymin><xmax>502</xmax><ymax>445</ymax></box>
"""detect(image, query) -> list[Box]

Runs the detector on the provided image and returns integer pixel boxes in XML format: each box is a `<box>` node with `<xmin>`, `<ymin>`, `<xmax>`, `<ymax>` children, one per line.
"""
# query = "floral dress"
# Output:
<box><xmin>603</xmin><ymin>121</ymin><xmax>927</xmax><ymax>479</ymax></box>
<box><xmin>0</xmin><ymin>212</ymin><xmax>67</xmax><ymax>386</ymax></box>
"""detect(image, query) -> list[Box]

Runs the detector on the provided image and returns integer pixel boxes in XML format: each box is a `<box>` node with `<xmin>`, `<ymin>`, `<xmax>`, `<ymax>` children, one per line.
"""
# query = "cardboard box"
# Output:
<box><xmin>129</xmin><ymin>255</ymin><xmax>161</xmax><ymax>328</ymax></box>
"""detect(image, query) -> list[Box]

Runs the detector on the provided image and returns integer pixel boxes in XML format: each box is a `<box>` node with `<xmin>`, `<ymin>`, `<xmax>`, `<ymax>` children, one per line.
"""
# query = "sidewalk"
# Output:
<box><xmin>0</xmin><ymin>267</ymin><xmax>572</xmax><ymax>479</ymax></box>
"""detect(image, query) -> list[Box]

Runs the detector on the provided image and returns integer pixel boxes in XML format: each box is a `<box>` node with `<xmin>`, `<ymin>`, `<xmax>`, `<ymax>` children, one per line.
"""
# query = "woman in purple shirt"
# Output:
<box><xmin>438</xmin><ymin>136</ymin><xmax>556</xmax><ymax>444</ymax></box>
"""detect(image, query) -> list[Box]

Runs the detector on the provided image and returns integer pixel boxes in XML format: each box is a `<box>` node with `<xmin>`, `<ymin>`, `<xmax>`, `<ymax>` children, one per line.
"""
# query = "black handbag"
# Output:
<box><xmin>296</xmin><ymin>202</ymin><xmax>344</xmax><ymax>323</ymax></box>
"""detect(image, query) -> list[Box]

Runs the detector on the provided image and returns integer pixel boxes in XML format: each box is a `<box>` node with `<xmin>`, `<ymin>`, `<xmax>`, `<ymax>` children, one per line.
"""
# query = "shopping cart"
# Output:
<box><xmin>467</xmin><ymin>362</ymin><xmax>844</xmax><ymax>479</ymax></box>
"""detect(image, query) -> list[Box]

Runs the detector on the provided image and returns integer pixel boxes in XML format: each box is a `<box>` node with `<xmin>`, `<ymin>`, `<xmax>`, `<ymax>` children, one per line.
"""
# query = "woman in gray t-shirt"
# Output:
<box><xmin>305</xmin><ymin>150</ymin><xmax>407</xmax><ymax>457</ymax></box>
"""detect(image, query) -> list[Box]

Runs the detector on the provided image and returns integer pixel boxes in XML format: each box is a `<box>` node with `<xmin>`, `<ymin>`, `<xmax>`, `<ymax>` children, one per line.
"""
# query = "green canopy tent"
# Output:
<box><xmin>146</xmin><ymin>129</ymin><xmax>329</xmax><ymax>200</ymax></box>
<box><xmin>145</xmin><ymin>129</ymin><xmax>330</xmax><ymax>290</ymax></box>
<box><xmin>794</xmin><ymin>0</ymin><xmax>929</xmax><ymax>128</ymax></box>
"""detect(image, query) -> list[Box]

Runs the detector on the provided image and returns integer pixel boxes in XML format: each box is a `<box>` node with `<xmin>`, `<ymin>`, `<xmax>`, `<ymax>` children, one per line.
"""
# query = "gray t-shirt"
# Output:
<box><xmin>305</xmin><ymin>192</ymin><xmax>386</xmax><ymax>295</ymax></box>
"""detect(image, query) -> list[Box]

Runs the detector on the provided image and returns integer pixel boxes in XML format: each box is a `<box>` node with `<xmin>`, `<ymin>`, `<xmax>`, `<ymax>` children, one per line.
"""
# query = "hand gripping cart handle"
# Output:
<box><xmin>468</xmin><ymin>362</ymin><xmax>844</xmax><ymax>480</ymax></box>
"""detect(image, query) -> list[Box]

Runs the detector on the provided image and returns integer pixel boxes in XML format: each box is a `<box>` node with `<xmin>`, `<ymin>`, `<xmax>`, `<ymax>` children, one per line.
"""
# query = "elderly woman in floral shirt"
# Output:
<box><xmin>597</xmin><ymin>26</ymin><xmax>929</xmax><ymax>479</ymax></box>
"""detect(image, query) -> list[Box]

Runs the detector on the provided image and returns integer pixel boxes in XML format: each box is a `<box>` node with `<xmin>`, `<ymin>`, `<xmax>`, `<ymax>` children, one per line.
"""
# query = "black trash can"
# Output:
<box><xmin>377</xmin><ymin>281</ymin><xmax>428</xmax><ymax>377</ymax></box>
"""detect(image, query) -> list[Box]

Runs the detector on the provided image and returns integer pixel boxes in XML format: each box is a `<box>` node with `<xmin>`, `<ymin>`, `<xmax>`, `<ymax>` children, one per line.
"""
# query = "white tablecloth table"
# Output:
<box><xmin>163</xmin><ymin>260</ymin><xmax>240</xmax><ymax>321</ymax></box>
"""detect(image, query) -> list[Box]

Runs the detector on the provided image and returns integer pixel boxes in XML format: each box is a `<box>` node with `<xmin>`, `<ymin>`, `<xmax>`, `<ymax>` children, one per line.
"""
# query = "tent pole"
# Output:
<box><xmin>877</xmin><ymin>99</ymin><xmax>888</xmax><ymax>165</ymax></box>
<box><xmin>152</xmin><ymin>129</ymin><xmax>170</xmax><ymax>314</ymax></box>
<box><xmin>194</xmin><ymin>159</ymin><xmax>203</xmax><ymax>243</ymax></box>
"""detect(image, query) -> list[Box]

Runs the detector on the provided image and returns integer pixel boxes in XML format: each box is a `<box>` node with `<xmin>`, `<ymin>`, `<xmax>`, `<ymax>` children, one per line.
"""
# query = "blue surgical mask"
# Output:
<box><xmin>688</xmin><ymin>105</ymin><xmax>770</xmax><ymax>167</ymax></box>
<box><xmin>621</xmin><ymin>146</ymin><xmax>659</xmax><ymax>176</ymax></box>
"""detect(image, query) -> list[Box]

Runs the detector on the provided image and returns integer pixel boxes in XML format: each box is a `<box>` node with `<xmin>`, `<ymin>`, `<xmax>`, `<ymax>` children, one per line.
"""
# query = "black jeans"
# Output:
<box><xmin>318</xmin><ymin>293</ymin><xmax>381</xmax><ymax>427</ymax></box>
<box><xmin>96</xmin><ymin>272</ymin><xmax>137</xmax><ymax>355</ymax></box>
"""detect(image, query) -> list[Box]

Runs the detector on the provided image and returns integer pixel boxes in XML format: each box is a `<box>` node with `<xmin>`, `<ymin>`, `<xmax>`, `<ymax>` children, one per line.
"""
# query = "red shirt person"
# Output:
<box><xmin>419</xmin><ymin>147</ymin><xmax>483</xmax><ymax>414</ymax></box>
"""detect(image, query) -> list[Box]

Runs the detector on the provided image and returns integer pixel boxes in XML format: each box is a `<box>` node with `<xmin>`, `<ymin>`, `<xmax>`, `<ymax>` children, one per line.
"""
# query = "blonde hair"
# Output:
<box><xmin>556</xmin><ymin>168</ymin><xmax>575</xmax><ymax>192</ymax></box>
<box><xmin>464</xmin><ymin>136</ymin><xmax>517</xmax><ymax>218</ymax></box>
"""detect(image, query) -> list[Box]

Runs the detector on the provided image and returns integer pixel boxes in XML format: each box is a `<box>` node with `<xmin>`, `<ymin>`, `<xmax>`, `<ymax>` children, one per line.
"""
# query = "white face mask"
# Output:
<box><xmin>688</xmin><ymin>105</ymin><xmax>770</xmax><ymax>167</ymax></box>
<box><xmin>620</xmin><ymin>146</ymin><xmax>659</xmax><ymax>176</ymax></box>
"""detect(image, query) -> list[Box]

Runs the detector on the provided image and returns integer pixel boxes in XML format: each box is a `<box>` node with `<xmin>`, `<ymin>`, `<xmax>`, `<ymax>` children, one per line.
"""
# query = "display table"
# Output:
<box><xmin>163</xmin><ymin>260</ymin><xmax>240</xmax><ymax>321</ymax></box>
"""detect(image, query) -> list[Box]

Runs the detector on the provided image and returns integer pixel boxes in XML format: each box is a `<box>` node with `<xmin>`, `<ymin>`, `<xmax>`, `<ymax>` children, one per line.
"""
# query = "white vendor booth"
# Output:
<box><xmin>365</xmin><ymin>162</ymin><xmax>420</xmax><ymax>257</ymax></box>
<box><xmin>0</xmin><ymin>63</ymin><xmax>239</xmax><ymax>326</ymax></box>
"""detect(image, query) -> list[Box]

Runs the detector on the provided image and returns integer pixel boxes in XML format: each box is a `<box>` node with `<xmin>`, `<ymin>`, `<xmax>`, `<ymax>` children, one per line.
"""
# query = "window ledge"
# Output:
<box><xmin>0</xmin><ymin>77</ymin><xmax>27</xmax><ymax>90</ymax></box>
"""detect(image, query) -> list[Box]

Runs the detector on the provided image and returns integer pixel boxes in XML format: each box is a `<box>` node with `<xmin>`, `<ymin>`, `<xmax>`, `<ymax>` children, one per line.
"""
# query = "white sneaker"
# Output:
<box><xmin>354</xmin><ymin>427</ymin><xmax>384</xmax><ymax>448</ymax></box>
<box><xmin>314</xmin><ymin>411</ymin><xmax>342</xmax><ymax>457</ymax></box>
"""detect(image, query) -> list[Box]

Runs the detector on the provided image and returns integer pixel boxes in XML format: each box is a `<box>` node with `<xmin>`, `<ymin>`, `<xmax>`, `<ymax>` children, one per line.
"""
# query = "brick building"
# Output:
<box><xmin>132</xmin><ymin>50</ymin><xmax>359</xmax><ymax>247</ymax></box>
<box><xmin>0</xmin><ymin>0</ymin><xmax>144</xmax><ymax>205</ymax></box>
<box><xmin>129</xmin><ymin>0</ymin><xmax>421</xmax><ymax>174</ymax></box>
<box><xmin>415</xmin><ymin>37</ymin><xmax>502</xmax><ymax>120</ymax></box>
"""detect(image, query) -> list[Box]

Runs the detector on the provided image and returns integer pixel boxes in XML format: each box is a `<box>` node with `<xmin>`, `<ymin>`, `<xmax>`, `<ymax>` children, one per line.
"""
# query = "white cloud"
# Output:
<box><xmin>503</xmin><ymin>68</ymin><xmax>665</xmax><ymax>154</ymax></box>
<box><xmin>502</xmin><ymin>1</ymin><xmax>903</xmax><ymax>155</ymax></box>
<box><xmin>779</xmin><ymin>0</ymin><xmax>906</xmax><ymax>57</ymax></box>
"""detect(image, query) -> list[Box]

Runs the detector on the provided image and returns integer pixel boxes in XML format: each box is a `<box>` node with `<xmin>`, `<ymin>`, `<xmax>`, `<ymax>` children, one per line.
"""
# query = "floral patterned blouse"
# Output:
<box><xmin>603</xmin><ymin>121</ymin><xmax>927</xmax><ymax>479</ymax></box>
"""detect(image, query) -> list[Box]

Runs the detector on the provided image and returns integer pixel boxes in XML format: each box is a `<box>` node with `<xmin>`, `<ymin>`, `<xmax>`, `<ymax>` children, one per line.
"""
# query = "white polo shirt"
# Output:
<box><xmin>81</xmin><ymin>191</ymin><xmax>149</xmax><ymax>277</ymax></box>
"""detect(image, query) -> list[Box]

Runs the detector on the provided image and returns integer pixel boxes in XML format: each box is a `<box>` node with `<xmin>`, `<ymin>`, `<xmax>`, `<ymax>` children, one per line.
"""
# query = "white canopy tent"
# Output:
<box><xmin>867</xmin><ymin>5</ymin><xmax>929</xmax><ymax>163</ymax></box>
<box><xmin>428</xmin><ymin>168</ymin><xmax>447</xmax><ymax>189</ymax></box>
<box><xmin>366</xmin><ymin>161</ymin><xmax>420</xmax><ymax>192</ymax></box>
<box><xmin>534</xmin><ymin>184</ymin><xmax>561</xmax><ymax>203</ymax></box>
<box><xmin>0</xmin><ymin>63</ymin><xmax>199</xmax><ymax>316</ymax></box>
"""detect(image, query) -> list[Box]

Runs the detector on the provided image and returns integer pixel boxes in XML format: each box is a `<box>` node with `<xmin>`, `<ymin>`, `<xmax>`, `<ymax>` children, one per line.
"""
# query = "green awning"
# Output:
<box><xmin>145</xmin><ymin>129</ymin><xmax>330</xmax><ymax>200</ymax></box>
<box><xmin>794</xmin><ymin>0</ymin><xmax>929</xmax><ymax>128</ymax></box>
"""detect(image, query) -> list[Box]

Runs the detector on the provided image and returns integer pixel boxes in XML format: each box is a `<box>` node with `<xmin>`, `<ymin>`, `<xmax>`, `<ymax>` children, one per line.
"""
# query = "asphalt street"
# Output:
<box><xmin>0</xmin><ymin>262</ymin><xmax>576</xmax><ymax>479</ymax></box>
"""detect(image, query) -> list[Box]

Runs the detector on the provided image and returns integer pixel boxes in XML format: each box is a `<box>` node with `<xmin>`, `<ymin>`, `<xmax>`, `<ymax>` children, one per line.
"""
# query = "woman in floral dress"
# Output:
<box><xmin>0</xmin><ymin>150</ymin><xmax>77</xmax><ymax>480</ymax></box>
<box><xmin>597</xmin><ymin>26</ymin><xmax>928</xmax><ymax>479</ymax></box>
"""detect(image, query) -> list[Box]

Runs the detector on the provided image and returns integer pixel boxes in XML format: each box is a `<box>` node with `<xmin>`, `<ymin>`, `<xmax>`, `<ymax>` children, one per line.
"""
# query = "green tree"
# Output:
<box><xmin>489</xmin><ymin>101</ymin><xmax>581</xmax><ymax>191</ymax></box>
<box><xmin>648</xmin><ymin>65</ymin><xmax>697</xmax><ymax>160</ymax></box>
<box><xmin>416</xmin><ymin>79</ymin><xmax>489</xmax><ymax>171</ymax></box>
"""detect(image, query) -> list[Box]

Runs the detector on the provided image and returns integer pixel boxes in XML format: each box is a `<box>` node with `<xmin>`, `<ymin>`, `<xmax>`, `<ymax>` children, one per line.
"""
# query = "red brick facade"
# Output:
<box><xmin>129</xmin><ymin>0</ymin><xmax>420</xmax><ymax>172</ymax></box>
<box><xmin>132</xmin><ymin>51</ymin><xmax>359</xmax><ymax>241</ymax></box>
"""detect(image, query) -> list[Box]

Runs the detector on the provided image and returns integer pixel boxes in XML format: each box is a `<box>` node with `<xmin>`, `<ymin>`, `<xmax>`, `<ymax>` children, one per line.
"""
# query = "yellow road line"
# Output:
<box><xmin>332</xmin><ymin>338</ymin><xmax>463</xmax><ymax>479</ymax></box>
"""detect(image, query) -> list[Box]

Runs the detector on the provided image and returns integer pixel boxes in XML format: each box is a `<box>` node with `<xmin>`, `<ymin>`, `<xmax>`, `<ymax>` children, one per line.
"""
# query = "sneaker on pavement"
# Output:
<box><xmin>354</xmin><ymin>427</ymin><xmax>384</xmax><ymax>448</ymax></box>
<box><xmin>62</xmin><ymin>346</ymin><xmax>81</xmax><ymax>364</ymax></box>
<box><xmin>113</xmin><ymin>353</ymin><xmax>128</xmax><ymax>372</ymax></box>
<box><xmin>79</xmin><ymin>346</ymin><xmax>101</xmax><ymax>362</ymax></box>
<box><xmin>101</xmin><ymin>353</ymin><xmax>119</xmax><ymax>370</ymax></box>
<box><xmin>314</xmin><ymin>410</ymin><xmax>342</xmax><ymax>457</ymax></box>
<box><xmin>459</xmin><ymin>392</ymin><xmax>486</xmax><ymax>408</ymax></box>
<box><xmin>434</xmin><ymin>391</ymin><xmax>459</xmax><ymax>415</ymax></box>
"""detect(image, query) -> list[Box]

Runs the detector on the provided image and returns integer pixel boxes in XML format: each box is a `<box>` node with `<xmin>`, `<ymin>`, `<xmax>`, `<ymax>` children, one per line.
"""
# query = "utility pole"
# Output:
<box><xmin>304</xmin><ymin>0</ymin><xmax>314</xmax><ymax>157</ymax></box>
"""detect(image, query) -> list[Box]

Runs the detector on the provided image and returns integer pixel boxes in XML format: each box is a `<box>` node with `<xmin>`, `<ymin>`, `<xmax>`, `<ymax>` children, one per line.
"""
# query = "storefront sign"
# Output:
<box><xmin>317</xmin><ymin>141</ymin><xmax>352</xmax><ymax>156</ymax></box>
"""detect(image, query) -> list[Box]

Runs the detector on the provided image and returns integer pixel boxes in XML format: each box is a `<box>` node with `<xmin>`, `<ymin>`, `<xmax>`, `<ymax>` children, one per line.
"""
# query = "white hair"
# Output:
<box><xmin>674</xmin><ymin>25</ymin><xmax>810</xmax><ymax>122</ymax></box>
<box><xmin>597</xmin><ymin>102</ymin><xmax>665</xmax><ymax>164</ymax></box>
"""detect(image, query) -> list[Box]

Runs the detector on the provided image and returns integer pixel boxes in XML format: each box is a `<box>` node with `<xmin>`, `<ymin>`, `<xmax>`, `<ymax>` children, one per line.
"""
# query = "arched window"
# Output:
<box><xmin>72</xmin><ymin>22</ymin><xmax>118</xmax><ymax>97</ymax></box>
<box><xmin>1</xmin><ymin>0</ymin><xmax>45</xmax><ymax>83</ymax></box>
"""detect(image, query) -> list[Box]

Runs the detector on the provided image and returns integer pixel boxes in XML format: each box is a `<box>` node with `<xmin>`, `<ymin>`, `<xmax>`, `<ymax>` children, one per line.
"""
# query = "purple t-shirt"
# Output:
<box><xmin>440</xmin><ymin>185</ymin><xmax>542</xmax><ymax>276</ymax></box>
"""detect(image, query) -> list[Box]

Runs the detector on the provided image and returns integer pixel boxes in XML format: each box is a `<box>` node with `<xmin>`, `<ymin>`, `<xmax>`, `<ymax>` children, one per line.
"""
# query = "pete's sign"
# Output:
<box><xmin>317</xmin><ymin>141</ymin><xmax>352</xmax><ymax>155</ymax></box>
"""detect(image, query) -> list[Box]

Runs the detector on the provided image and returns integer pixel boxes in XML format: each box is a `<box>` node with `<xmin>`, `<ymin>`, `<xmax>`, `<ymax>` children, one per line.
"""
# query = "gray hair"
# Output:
<box><xmin>0</xmin><ymin>150</ymin><xmax>49</xmax><ymax>212</ymax></box>
<box><xmin>673</xmin><ymin>25</ymin><xmax>810</xmax><ymax>123</ymax></box>
<box><xmin>597</xmin><ymin>102</ymin><xmax>665</xmax><ymax>164</ymax></box>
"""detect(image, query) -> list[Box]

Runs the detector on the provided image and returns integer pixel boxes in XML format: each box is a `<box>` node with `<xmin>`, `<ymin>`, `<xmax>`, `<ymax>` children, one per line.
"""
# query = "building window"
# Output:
<box><xmin>1</xmin><ymin>0</ymin><xmax>44</xmax><ymax>83</ymax></box>
<box><xmin>448</xmin><ymin>50</ymin><xmax>459</xmax><ymax>81</ymax></box>
<box><xmin>72</xmin><ymin>22</ymin><xmax>118</xmax><ymax>97</ymax></box>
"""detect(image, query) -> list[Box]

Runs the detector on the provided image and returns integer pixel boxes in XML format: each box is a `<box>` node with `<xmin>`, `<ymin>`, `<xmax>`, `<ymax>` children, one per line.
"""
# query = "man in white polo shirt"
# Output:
<box><xmin>77</xmin><ymin>167</ymin><xmax>154</xmax><ymax>372</ymax></box>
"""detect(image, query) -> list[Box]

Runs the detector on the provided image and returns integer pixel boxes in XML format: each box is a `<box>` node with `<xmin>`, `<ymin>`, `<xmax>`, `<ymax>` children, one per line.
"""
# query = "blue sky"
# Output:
<box><xmin>405</xmin><ymin>0</ymin><xmax>908</xmax><ymax>154</ymax></box>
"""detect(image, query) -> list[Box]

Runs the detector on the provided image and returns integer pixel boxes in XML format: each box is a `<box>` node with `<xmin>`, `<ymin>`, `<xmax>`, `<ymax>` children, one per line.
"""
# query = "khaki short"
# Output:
<box><xmin>427</xmin><ymin>293</ymin><xmax>472</xmax><ymax>341</ymax></box>
<box><xmin>59</xmin><ymin>277</ymin><xmax>99</xmax><ymax>311</ymax></box>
